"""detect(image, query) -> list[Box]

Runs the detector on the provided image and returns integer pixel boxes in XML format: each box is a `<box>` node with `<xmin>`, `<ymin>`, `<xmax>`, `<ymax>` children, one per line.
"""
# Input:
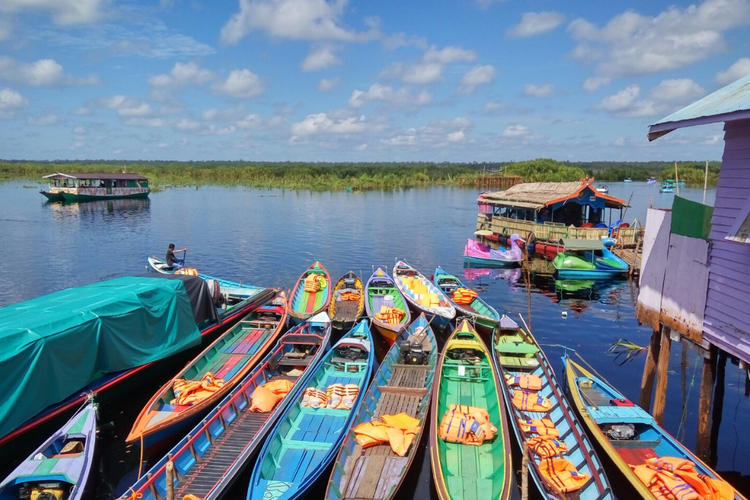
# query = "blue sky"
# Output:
<box><xmin>1</xmin><ymin>0</ymin><xmax>749</xmax><ymax>162</ymax></box>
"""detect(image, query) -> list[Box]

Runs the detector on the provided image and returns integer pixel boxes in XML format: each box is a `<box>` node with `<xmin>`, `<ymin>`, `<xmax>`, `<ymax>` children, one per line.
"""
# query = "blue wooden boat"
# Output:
<box><xmin>119</xmin><ymin>314</ymin><xmax>332</xmax><ymax>500</ymax></box>
<box><xmin>492</xmin><ymin>317</ymin><xmax>613</xmax><ymax>499</ymax></box>
<box><xmin>288</xmin><ymin>261</ymin><xmax>333</xmax><ymax>325</ymax></box>
<box><xmin>325</xmin><ymin>313</ymin><xmax>437</xmax><ymax>500</ymax></box>
<box><xmin>248</xmin><ymin>320</ymin><xmax>374</xmax><ymax>500</ymax></box>
<box><xmin>0</xmin><ymin>401</ymin><xmax>97</xmax><ymax>500</ymax></box>
<box><xmin>434</xmin><ymin>266</ymin><xmax>500</xmax><ymax>333</ymax></box>
<box><xmin>392</xmin><ymin>260</ymin><xmax>455</xmax><ymax>330</ymax></box>
<box><xmin>564</xmin><ymin>355</ymin><xmax>746</xmax><ymax>500</ymax></box>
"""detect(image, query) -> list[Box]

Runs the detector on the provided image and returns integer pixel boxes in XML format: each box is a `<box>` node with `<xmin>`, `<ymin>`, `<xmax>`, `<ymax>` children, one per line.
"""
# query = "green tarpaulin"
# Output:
<box><xmin>671</xmin><ymin>196</ymin><xmax>713</xmax><ymax>240</ymax></box>
<box><xmin>0</xmin><ymin>276</ymin><xmax>201</xmax><ymax>437</ymax></box>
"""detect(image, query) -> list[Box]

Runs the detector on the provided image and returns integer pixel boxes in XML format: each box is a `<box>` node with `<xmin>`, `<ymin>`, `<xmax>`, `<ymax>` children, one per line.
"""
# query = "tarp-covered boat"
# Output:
<box><xmin>329</xmin><ymin>271</ymin><xmax>365</xmax><ymax>330</ymax></box>
<box><xmin>434</xmin><ymin>266</ymin><xmax>499</xmax><ymax>333</ymax></box>
<box><xmin>464</xmin><ymin>235</ymin><xmax>524</xmax><ymax>267</ymax></box>
<box><xmin>0</xmin><ymin>401</ymin><xmax>97</xmax><ymax>500</ymax></box>
<box><xmin>393</xmin><ymin>261</ymin><xmax>454</xmax><ymax>330</ymax></box>
<box><xmin>248</xmin><ymin>320</ymin><xmax>374</xmax><ymax>500</ymax></box>
<box><xmin>119</xmin><ymin>313</ymin><xmax>332</xmax><ymax>500</ymax></box>
<box><xmin>288</xmin><ymin>262</ymin><xmax>332</xmax><ymax>325</ymax></box>
<box><xmin>326</xmin><ymin>313</ymin><xmax>436</xmax><ymax>500</ymax></box>
<box><xmin>364</xmin><ymin>268</ymin><xmax>410</xmax><ymax>346</ymax></box>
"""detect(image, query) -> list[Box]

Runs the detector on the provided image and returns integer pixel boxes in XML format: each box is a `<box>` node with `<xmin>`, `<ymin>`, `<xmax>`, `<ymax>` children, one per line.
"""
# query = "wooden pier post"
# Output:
<box><xmin>696</xmin><ymin>345</ymin><xmax>717</xmax><ymax>461</ymax></box>
<box><xmin>639</xmin><ymin>329</ymin><xmax>662</xmax><ymax>411</ymax></box>
<box><xmin>521</xmin><ymin>442</ymin><xmax>529</xmax><ymax>500</ymax></box>
<box><xmin>166</xmin><ymin>460</ymin><xmax>175</xmax><ymax>500</ymax></box>
<box><xmin>652</xmin><ymin>326</ymin><xmax>672</xmax><ymax>425</ymax></box>
<box><xmin>709</xmin><ymin>351</ymin><xmax>728</xmax><ymax>467</ymax></box>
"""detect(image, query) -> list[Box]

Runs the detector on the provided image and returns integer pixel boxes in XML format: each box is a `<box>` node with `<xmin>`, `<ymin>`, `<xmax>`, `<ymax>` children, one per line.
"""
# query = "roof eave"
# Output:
<box><xmin>648</xmin><ymin>108</ymin><xmax>750</xmax><ymax>141</ymax></box>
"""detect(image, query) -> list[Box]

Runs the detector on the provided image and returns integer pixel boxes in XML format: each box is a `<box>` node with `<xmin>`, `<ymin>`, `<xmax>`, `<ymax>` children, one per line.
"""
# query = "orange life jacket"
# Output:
<box><xmin>505</xmin><ymin>373</ymin><xmax>543</xmax><ymax>390</ymax></box>
<box><xmin>527</xmin><ymin>435</ymin><xmax>568</xmax><ymax>458</ymax></box>
<box><xmin>539</xmin><ymin>458</ymin><xmax>590</xmax><ymax>495</ymax></box>
<box><xmin>170</xmin><ymin>372</ymin><xmax>225</xmax><ymax>406</ymax></box>
<box><xmin>453</xmin><ymin>287</ymin><xmax>477</xmax><ymax>305</ymax></box>
<box><xmin>518</xmin><ymin>418</ymin><xmax>560</xmax><ymax>437</ymax></box>
<box><xmin>249</xmin><ymin>385</ymin><xmax>283</xmax><ymax>412</ymax></box>
<box><xmin>512</xmin><ymin>390</ymin><xmax>553</xmax><ymax>412</ymax></box>
<box><xmin>633</xmin><ymin>457</ymin><xmax>737</xmax><ymax>500</ymax></box>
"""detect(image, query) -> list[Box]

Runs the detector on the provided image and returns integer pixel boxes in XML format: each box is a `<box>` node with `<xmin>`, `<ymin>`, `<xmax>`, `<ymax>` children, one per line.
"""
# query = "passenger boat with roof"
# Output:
<box><xmin>40</xmin><ymin>172</ymin><xmax>149</xmax><ymax>202</ymax></box>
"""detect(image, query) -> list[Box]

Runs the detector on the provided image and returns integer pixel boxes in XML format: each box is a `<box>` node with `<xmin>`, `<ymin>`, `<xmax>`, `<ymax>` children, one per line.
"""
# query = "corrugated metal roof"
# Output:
<box><xmin>648</xmin><ymin>73</ymin><xmax>750</xmax><ymax>141</ymax></box>
<box><xmin>43</xmin><ymin>172</ymin><xmax>148</xmax><ymax>180</ymax></box>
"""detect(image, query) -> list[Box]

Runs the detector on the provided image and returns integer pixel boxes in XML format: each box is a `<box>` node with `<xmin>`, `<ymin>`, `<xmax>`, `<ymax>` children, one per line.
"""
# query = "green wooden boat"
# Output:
<box><xmin>288</xmin><ymin>261</ymin><xmax>332</xmax><ymax>325</ymax></box>
<box><xmin>429</xmin><ymin>319</ymin><xmax>512</xmax><ymax>500</ymax></box>
<box><xmin>433</xmin><ymin>266</ymin><xmax>499</xmax><ymax>333</ymax></box>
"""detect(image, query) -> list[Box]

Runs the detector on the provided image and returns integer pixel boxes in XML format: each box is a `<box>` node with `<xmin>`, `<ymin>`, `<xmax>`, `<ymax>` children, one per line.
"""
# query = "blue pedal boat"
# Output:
<box><xmin>248</xmin><ymin>319</ymin><xmax>374</xmax><ymax>500</ymax></box>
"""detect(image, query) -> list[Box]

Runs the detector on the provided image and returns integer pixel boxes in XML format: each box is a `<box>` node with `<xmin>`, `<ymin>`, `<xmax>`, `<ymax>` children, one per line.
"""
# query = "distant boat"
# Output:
<box><xmin>596</xmin><ymin>185</ymin><xmax>609</xmax><ymax>194</ymax></box>
<box><xmin>648</xmin><ymin>177</ymin><xmax>656</xmax><ymax>184</ymax></box>
<box><xmin>660</xmin><ymin>179</ymin><xmax>676</xmax><ymax>193</ymax></box>
<box><xmin>623</xmin><ymin>178</ymin><xmax>632</xmax><ymax>182</ymax></box>
<box><xmin>41</xmin><ymin>172</ymin><xmax>149</xmax><ymax>202</ymax></box>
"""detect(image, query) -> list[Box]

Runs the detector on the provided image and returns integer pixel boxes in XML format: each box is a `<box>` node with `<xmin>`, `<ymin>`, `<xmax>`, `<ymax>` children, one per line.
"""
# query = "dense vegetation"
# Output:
<box><xmin>0</xmin><ymin>158</ymin><xmax>720</xmax><ymax>190</ymax></box>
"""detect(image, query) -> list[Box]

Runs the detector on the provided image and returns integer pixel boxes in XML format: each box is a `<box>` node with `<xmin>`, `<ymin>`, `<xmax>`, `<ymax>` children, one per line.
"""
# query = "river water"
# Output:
<box><xmin>0</xmin><ymin>180</ymin><xmax>746</xmax><ymax>498</ymax></box>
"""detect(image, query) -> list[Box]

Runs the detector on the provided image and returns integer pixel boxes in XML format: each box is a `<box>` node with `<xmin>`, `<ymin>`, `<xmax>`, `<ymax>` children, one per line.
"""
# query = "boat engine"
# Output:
<box><xmin>205</xmin><ymin>279</ymin><xmax>225</xmax><ymax>308</ymax></box>
<box><xmin>400</xmin><ymin>340</ymin><xmax>427</xmax><ymax>365</ymax></box>
<box><xmin>602</xmin><ymin>423</ymin><xmax>635</xmax><ymax>440</ymax></box>
<box><xmin>337</xmin><ymin>346</ymin><xmax>364</xmax><ymax>361</ymax></box>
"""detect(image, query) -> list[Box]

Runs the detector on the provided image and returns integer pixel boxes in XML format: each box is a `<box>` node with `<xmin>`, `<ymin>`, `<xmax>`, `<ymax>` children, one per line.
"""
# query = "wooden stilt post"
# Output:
<box><xmin>639</xmin><ymin>328</ymin><xmax>662</xmax><ymax>411</ymax></box>
<box><xmin>709</xmin><ymin>351</ymin><xmax>728</xmax><ymax>467</ymax></box>
<box><xmin>521</xmin><ymin>442</ymin><xmax>529</xmax><ymax>500</ymax></box>
<box><xmin>653</xmin><ymin>326</ymin><xmax>672</xmax><ymax>425</ymax></box>
<box><xmin>166</xmin><ymin>460</ymin><xmax>175</xmax><ymax>500</ymax></box>
<box><xmin>696</xmin><ymin>345</ymin><xmax>717</xmax><ymax>461</ymax></box>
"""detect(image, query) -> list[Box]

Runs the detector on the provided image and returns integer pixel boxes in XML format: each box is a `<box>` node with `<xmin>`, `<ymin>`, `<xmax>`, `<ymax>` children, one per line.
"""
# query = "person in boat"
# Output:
<box><xmin>166</xmin><ymin>243</ymin><xmax>186</xmax><ymax>267</ymax></box>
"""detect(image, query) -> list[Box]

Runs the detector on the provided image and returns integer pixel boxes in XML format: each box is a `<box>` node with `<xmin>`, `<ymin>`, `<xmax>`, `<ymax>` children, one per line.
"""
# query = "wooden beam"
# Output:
<box><xmin>696</xmin><ymin>345</ymin><xmax>717</xmax><ymax>461</ymax></box>
<box><xmin>639</xmin><ymin>329</ymin><xmax>662</xmax><ymax>411</ymax></box>
<box><xmin>652</xmin><ymin>326</ymin><xmax>672</xmax><ymax>425</ymax></box>
<box><xmin>709</xmin><ymin>351</ymin><xmax>728</xmax><ymax>468</ymax></box>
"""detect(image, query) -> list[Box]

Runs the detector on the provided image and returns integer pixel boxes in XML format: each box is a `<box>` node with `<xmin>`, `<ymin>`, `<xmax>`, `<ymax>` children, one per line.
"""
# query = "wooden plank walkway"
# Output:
<box><xmin>613</xmin><ymin>244</ymin><xmax>642</xmax><ymax>277</ymax></box>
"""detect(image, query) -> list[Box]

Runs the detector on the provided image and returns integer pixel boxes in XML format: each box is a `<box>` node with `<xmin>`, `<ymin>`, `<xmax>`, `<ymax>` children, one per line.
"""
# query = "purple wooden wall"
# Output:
<box><xmin>704</xmin><ymin>119</ymin><xmax>750</xmax><ymax>363</ymax></box>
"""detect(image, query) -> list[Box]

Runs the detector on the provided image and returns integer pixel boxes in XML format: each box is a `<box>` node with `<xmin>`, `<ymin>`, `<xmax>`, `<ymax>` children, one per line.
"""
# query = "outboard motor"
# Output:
<box><xmin>400</xmin><ymin>340</ymin><xmax>427</xmax><ymax>365</ymax></box>
<box><xmin>205</xmin><ymin>279</ymin><xmax>224</xmax><ymax>308</ymax></box>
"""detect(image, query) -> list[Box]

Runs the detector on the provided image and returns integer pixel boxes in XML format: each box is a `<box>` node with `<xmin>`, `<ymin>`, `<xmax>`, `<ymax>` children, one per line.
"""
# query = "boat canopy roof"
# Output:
<box><xmin>0</xmin><ymin>275</ymin><xmax>212</xmax><ymax>438</ymax></box>
<box><xmin>478</xmin><ymin>178</ymin><xmax>627</xmax><ymax>210</ymax></box>
<box><xmin>561</xmin><ymin>238</ymin><xmax>605</xmax><ymax>251</ymax></box>
<box><xmin>43</xmin><ymin>171</ymin><xmax>148</xmax><ymax>180</ymax></box>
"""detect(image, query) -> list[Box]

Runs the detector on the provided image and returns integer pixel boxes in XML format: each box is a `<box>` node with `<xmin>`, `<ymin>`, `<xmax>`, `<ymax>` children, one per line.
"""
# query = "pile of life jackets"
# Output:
<box><xmin>452</xmin><ymin>287</ymin><xmax>477</xmax><ymax>305</ymax></box>
<box><xmin>171</xmin><ymin>372</ymin><xmax>225</xmax><ymax>406</ymax></box>
<box><xmin>352</xmin><ymin>412</ymin><xmax>421</xmax><ymax>457</ymax></box>
<box><xmin>438</xmin><ymin>404</ymin><xmax>497</xmax><ymax>446</ymax></box>
<box><xmin>249</xmin><ymin>379</ymin><xmax>295</xmax><ymax>412</ymax></box>
<box><xmin>375</xmin><ymin>305</ymin><xmax>406</xmax><ymax>325</ymax></box>
<box><xmin>400</xmin><ymin>277</ymin><xmax>442</xmax><ymax>308</ymax></box>
<box><xmin>301</xmin><ymin>383</ymin><xmax>359</xmax><ymax>410</ymax></box>
<box><xmin>175</xmin><ymin>267</ymin><xmax>199</xmax><ymax>276</ymax></box>
<box><xmin>340</xmin><ymin>291</ymin><xmax>361</xmax><ymax>301</ymax></box>
<box><xmin>509</xmin><ymin>372</ymin><xmax>590</xmax><ymax>495</ymax></box>
<box><xmin>304</xmin><ymin>274</ymin><xmax>327</xmax><ymax>292</ymax></box>
<box><xmin>632</xmin><ymin>457</ymin><xmax>736</xmax><ymax>500</ymax></box>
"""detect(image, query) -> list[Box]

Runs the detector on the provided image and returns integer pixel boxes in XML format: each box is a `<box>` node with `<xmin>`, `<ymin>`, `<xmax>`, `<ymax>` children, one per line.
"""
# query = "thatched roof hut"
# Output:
<box><xmin>478</xmin><ymin>178</ymin><xmax>627</xmax><ymax>210</ymax></box>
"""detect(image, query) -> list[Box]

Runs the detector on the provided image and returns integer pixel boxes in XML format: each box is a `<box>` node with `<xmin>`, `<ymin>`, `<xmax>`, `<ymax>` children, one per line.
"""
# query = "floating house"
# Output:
<box><xmin>41</xmin><ymin>172</ymin><xmax>150</xmax><ymax>202</ymax></box>
<box><xmin>476</xmin><ymin>177</ymin><xmax>640</xmax><ymax>245</ymax></box>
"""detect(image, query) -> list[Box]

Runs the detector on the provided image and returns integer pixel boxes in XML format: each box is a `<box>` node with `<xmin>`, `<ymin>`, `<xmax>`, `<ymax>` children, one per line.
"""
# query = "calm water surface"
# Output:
<box><xmin>0</xmin><ymin>181</ymin><xmax>746</xmax><ymax>499</ymax></box>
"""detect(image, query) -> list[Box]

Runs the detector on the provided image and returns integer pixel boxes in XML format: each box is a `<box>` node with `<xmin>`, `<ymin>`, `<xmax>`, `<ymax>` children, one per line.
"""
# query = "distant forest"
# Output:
<box><xmin>0</xmin><ymin>158</ymin><xmax>722</xmax><ymax>190</ymax></box>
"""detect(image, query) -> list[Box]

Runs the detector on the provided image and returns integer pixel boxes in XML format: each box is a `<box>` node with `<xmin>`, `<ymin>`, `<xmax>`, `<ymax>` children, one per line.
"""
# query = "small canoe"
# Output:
<box><xmin>0</xmin><ymin>401</ymin><xmax>97</xmax><ymax>500</ymax></box>
<box><xmin>326</xmin><ymin>313</ymin><xmax>437</xmax><ymax>500</ymax></box>
<box><xmin>119</xmin><ymin>314</ymin><xmax>332</xmax><ymax>500</ymax></box>
<box><xmin>429</xmin><ymin>319</ymin><xmax>512</xmax><ymax>500</ymax></box>
<box><xmin>126</xmin><ymin>292</ymin><xmax>288</xmax><ymax>449</ymax></box>
<box><xmin>392</xmin><ymin>260</ymin><xmax>455</xmax><ymax>330</ymax></box>
<box><xmin>564</xmin><ymin>356</ymin><xmax>747</xmax><ymax>500</ymax></box>
<box><xmin>248</xmin><ymin>320</ymin><xmax>374</xmax><ymax>500</ymax></box>
<box><xmin>288</xmin><ymin>261</ymin><xmax>332</xmax><ymax>325</ymax></box>
<box><xmin>434</xmin><ymin>266</ymin><xmax>499</xmax><ymax>333</ymax></box>
<box><xmin>329</xmin><ymin>271</ymin><xmax>365</xmax><ymax>330</ymax></box>
<box><xmin>492</xmin><ymin>316</ymin><xmax>614</xmax><ymax>499</ymax></box>
<box><xmin>364</xmin><ymin>267</ymin><xmax>411</xmax><ymax>346</ymax></box>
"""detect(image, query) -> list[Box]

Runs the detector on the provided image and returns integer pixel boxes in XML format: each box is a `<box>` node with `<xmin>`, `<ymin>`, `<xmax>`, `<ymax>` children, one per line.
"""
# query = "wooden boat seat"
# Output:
<box><xmin>343</xmin><ymin>455</ymin><xmax>409</xmax><ymax>499</ymax></box>
<box><xmin>389</xmin><ymin>365</ymin><xmax>430</xmax><ymax>388</ymax></box>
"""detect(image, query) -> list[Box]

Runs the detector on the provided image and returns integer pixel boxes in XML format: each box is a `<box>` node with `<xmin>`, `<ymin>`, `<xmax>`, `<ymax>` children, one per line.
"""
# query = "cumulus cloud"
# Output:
<box><xmin>503</xmin><ymin>124</ymin><xmax>530</xmax><ymax>137</ymax></box>
<box><xmin>483</xmin><ymin>100</ymin><xmax>508</xmax><ymax>115</ymax></box>
<box><xmin>348</xmin><ymin>83</ymin><xmax>432</xmax><ymax>111</ymax></box>
<box><xmin>0</xmin><ymin>87</ymin><xmax>27</xmax><ymax>118</ymax></box>
<box><xmin>508</xmin><ymin>11</ymin><xmax>565</xmax><ymax>37</ymax></box>
<box><xmin>716</xmin><ymin>57</ymin><xmax>750</xmax><ymax>84</ymax></box>
<box><xmin>96</xmin><ymin>95</ymin><xmax>155</xmax><ymax>118</ymax></box>
<box><xmin>381</xmin><ymin>32</ymin><xmax>428</xmax><ymax>51</ymax></box>
<box><xmin>0</xmin><ymin>56</ymin><xmax>97</xmax><ymax>87</ymax></box>
<box><xmin>380</xmin><ymin>45</ymin><xmax>476</xmax><ymax>85</ymax></box>
<box><xmin>596</xmin><ymin>79</ymin><xmax>705</xmax><ymax>117</ymax></box>
<box><xmin>583</xmin><ymin>77</ymin><xmax>611</xmax><ymax>92</ymax></box>
<box><xmin>380</xmin><ymin>117</ymin><xmax>472</xmax><ymax>148</ymax></box>
<box><xmin>523</xmin><ymin>83</ymin><xmax>555</xmax><ymax>97</ymax></box>
<box><xmin>290</xmin><ymin>112</ymin><xmax>368</xmax><ymax>136</ymax></box>
<box><xmin>220</xmin><ymin>0</ymin><xmax>378</xmax><ymax>44</ymax></box>
<box><xmin>318</xmin><ymin>77</ymin><xmax>340</xmax><ymax>91</ymax></box>
<box><xmin>148</xmin><ymin>62</ymin><xmax>214</xmax><ymax>89</ymax></box>
<box><xmin>302</xmin><ymin>46</ymin><xmax>341</xmax><ymax>71</ymax></box>
<box><xmin>0</xmin><ymin>0</ymin><xmax>104</xmax><ymax>25</ymax></box>
<box><xmin>458</xmin><ymin>65</ymin><xmax>496</xmax><ymax>94</ymax></box>
<box><xmin>447</xmin><ymin>129</ymin><xmax>465</xmax><ymax>142</ymax></box>
<box><xmin>212</xmin><ymin>69</ymin><xmax>265</xmax><ymax>98</ymax></box>
<box><xmin>423</xmin><ymin>46</ymin><xmax>476</xmax><ymax>64</ymax></box>
<box><xmin>568</xmin><ymin>0</ymin><xmax>750</xmax><ymax>78</ymax></box>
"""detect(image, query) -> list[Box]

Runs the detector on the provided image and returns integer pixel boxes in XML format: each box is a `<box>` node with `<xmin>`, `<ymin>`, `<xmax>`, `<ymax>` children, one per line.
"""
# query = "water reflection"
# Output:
<box><xmin>44</xmin><ymin>197</ymin><xmax>151</xmax><ymax>222</ymax></box>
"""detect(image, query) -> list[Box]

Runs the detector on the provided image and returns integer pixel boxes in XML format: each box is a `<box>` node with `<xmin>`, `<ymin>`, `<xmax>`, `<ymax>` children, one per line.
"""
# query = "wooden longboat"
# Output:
<box><xmin>326</xmin><ymin>313</ymin><xmax>437</xmax><ymax>500</ymax></box>
<box><xmin>40</xmin><ymin>172</ymin><xmax>150</xmax><ymax>202</ymax></box>
<box><xmin>364</xmin><ymin>268</ymin><xmax>411</xmax><ymax>346</ymax></box>
<box><xmin>392</xmin><ymin>261</ymin><xmax>455</xmax><ymax>330</ymax></box>
<box><xmin>248</xmin><ymin>320</ymin><xmax>374</xmax><ymax>500</ymax></box>
<box><xmin>119</xmin><ymin>315</ymin><xmax>332</xmax><ymax>500</ymax></box>
<box><xmin>0</xmin><ymin>401</ymin><xmax>97</xmax><ymax>500</ymax></box>
<box><xmin>564</xmin><ymin>356</ymin><xmax>747</xmax><ymax>500</ymax></box>
<box><xmin>288</xmin><ymin>262</ymin><xmax>332</xmax><ymax>325</ymax></box>
<box><xmin>433</xmin><ymin>266</ymin><xmax>499</xmax><ymax>334</ymax></box>
<box><xmin>492</xmin><ymin>316</ymin><xmax>613</xmax><ymax>500</ymax></box>
<box><xmin>126</xmin><ymin>292</ymin><xmax>288</xmax><ymax>449</ymax></box>
<box><xmin>329</xmin><ymin>271</ymin><xmax>365</xmax><ymax>330</ymax></box>
<box><xmin>429</xmin><ymin>319</ymin><xmax>512</xmax><ymax>500</ymax></box>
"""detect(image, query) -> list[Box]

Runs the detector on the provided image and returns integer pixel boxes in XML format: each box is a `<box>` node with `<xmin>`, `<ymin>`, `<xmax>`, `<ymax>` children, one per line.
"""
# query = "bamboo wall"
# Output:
<box><xmin>476</xmin><ymin>214</ymin><xmax>642</xmax><ymax>245</ymax></box>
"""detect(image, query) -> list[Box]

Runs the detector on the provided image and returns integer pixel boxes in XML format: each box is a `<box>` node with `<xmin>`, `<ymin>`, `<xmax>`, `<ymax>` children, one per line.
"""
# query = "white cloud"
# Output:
<box><xmin>523</xmin><ymin>83</ymin><xmax>555</xmax><ymax>98</ymax></box>
<box><xmin>382</xmin><ymin>45</ymin><xmax>476</xmax><ymax>85</ymax></box>
<box><xmin>0</xmin><ymin>18</ymin><xmax>11</xmax><ymax>41</ymax></box>
<box><xmin>0</xmin><ymin>87</ymin><xmax>27</xmax><ymax>111</ymax></box>
<box><xmin>423</xmin><ymin>46</ymin><xmax>477</xmax><ymax>64</ymax></box>
<box><xmin>569</xmin><ymin>0</ymin><xmax>750</xmax><ymax>78</ymax></box>
<box><xmin>220</xmin><ymin>0</ymin><xmax>378</xmax><ymax>44</ymax></box>
<box><xmin>583</xmin><ymin>77</ymin><xmax>611</xmax><ymax>92</ymax></box>
<box><xmin>28</xmin><ymin>114</ymin><xmax>58</xmax><ymax>126</ymax></box>
<box><xmin>0</xmin><ymin>56</ymin><xmax>97</xmax><ymax>87</ymax></box>
<box><xmin>236</xmin><ymin>113</ymin><xmax>264</xmax><ymax>129</ymax></box>
<box><xmin>71</xmin><ymin>107</ymin><xmax>91</xmax><ymax>115</ymax></box>
<box><xmin>290</xmin><ymin>112</ymin><xmax>368</xmax><ymax>136</ymax></box>
<box><xmin>402</xmin><ymin>63</ymin><xmax>443</xmax><ymax>85</ymax></box>
<box><xmin>318</xmin><ymin>77</ymin><xmax>340</xmax><ymax>91</ymax></box>
<box><xmin>508</xmin><ymin>11</ymin><xmax>565</xmax><ymax>38</ymax></box>
<box><xmin>503</xmin><ymin>124</ymin><xmax>530</xmax><ymax>137</ymax></box>
<box><xmin>148</xmin><ymin>62</ymin><xmax>214</xmax><ymax>89</ymax></box>
<box><xmin>355</xmin><ymin>143</ymin><xmax>368</xmax><ymax>151</ymax></box>
<box><xmin>381</xmin><ymin>32</ymin><xmax>428</xmax><ymax>51</ymax></box>
<box><xmin>447</xmin><ymin>129</ymin><xmax>465</xmax><ymax>142</ymax></box>
<box><xmin>124</xmin><ymin>117</ymin><xmax>167</xmax><ymax>127</ymax></box>
<box><xmin>597</xmin><ymin>85</ymin><xmax>640</xmax><ymax>112</ymax></box>
<box><xmin>302</xmin><ymin>46</ymin><xmax>341</xmax><ymax>71</ymax></box>
<box><xmin>716</xmin><ymin>57</ymin><xmax>750</xmax><ymax>84</ymax></box>
<box><xmin>348</xmin><ymin>83</ymin><xmax>432</xmax><ymax>111</ymax></box>
<box><xmin>597</xmin><ymin>79</ymin><xmax>705</xmax><ymax>117</ymax></box>
<box><xmin>483</xmin><ymin>100</ymin><xmax>507</xmax><ymax>115</ymax></box>
<box><xmin>212</xmin><ymin>69</ymin><xmax>265</xmax><ymax>98</ymax></box>
<box><xmin>97</xmin><ymin>95</ymin><xmax>155</xmax><ymax>118</ymax></box>
<box><xmin>703</xmin><ymin>133</ymin><xmax>723</xmax><ymax>144</ymax></box>
<box><xmin>0</xmin><ymin>0</ymin><xmax>104</xmax><ymax>25</ymax></box>
<box><xmin>459</xmin><ymin>65</ymin><xmax>496</xmax><ymax>94</ymax></box>
<box><xmin>475</xmin><ymin>0</ymin><xmax>507</xmax><ymax>8</ymax></box>
<box><xmin>380</xmin><ymin>117</ymin><xmax>473</xmax><ymax>148</ymax></box>
<box><xmin>649</xmin><ymin>78</ymin><xmax>705</xmax><ymax>102</ymax></box>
